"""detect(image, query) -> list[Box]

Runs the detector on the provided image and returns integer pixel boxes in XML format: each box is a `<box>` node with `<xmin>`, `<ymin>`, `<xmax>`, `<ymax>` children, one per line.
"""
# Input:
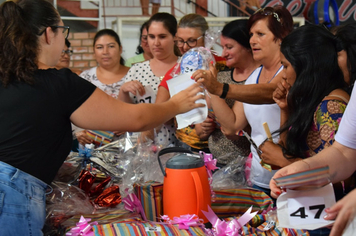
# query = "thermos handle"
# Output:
<box><xmin>191</xmin><ymin>171</ymin><xmax>204</xmax><ymax>216</ymax></box>
<box><xmin>157</xmin><ymin>147</ymin><xmax>193</xmax><ymax>177</ymax></box>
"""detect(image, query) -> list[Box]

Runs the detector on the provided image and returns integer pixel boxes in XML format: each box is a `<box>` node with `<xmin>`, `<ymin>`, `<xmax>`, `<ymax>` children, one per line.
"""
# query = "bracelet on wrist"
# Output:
<box><xmin>219</xmin><ymin>83</ymin><xmax>229</xmax><ymax>99</ymax></box>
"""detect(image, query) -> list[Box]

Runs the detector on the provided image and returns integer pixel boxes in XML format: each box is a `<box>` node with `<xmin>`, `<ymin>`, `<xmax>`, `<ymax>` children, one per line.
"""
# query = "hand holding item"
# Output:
<box><xmin>120</xmin><ymin>80</ymin><xmax>145</xmax><ymax>96</ymax></box>
<box><xmin>259</xmin><ymin>140</ymin><xmax>291</xmax><ymax>169</ymax></box>
<box><xmin>269</xmin><ymin>160</ymin><xmax>312</xmax><ymax>199</ymax></box>
<box><xmin>191</xmin><ymin>62</ymin><xmax>219</xmax><ymax>95</ymax></box>
<box><xmin>75</xmin><ymin>130</ymin><xmax>93</xmax><ymax>146</ymax></box>
<box><xmin>195</xmin><ymin>117</ymin><xmax>216</xmax><ymax>140</ymax></box>
<box><xmin>324</xmin><ymin>188</ymin><xmax>356</xmax><ymax>236</ymax></box>
<box><xmin>273</xmin><ymin>79</ymin><xmax>291</xmax><ymax>110</ymax></box>
<box><xmin>170</xmin><ymin>82</ymin><xmax>205</xmax><ymax>115</ymax></box>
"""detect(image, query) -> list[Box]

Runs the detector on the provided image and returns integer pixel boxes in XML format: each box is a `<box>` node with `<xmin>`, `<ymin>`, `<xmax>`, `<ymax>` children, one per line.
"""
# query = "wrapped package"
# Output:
<box><xmin>171</xmin><ymin>29</ymin><xmax>220</xmax><ymax>77</ymax></box>
<box><xmin>45</xmin><ymin>181</ymin><xmax>95</xmax><ymax>234</ymax></box>
<box><xmin>167</xmin><ymin>30</ymin><xmax>220</xmax><ymax>129</ymax></box>
<box><xmin>212</xmin><ymin>155</ymin><xmax>247</xmax><ymax>190</ymax></box>
<box><xmin>133</xmin><ymin>181</ymin><xmax>163</xmax><ymax>222</ymax></box>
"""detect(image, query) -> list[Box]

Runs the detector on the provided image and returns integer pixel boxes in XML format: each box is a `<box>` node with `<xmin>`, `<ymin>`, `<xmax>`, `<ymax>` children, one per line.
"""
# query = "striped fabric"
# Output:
<box><xmin>223</xmin><ymin>216</ymin><xmax>310</xmax><ymax>236</ymax></box>
<box><xmin>212</xmin><ymin>188</ymin><xmax>274</xmax><ymax>218</ymax></box>
<box><xmin>93</xmin><ymin>221</ymin><xmax>206</xmax><ymax>236</ymax></box>
<box><xmin>86</xmin><ymin>130</ymin><xmax>114</xmax><ymax>147</ymax></box>
<box><xmin>133</xmin><ymin>181</ymin><xmax>163</xmax><ymax>222</ymax></box>
<box><xmin>242</xmin><ymin>221</ymin><xmax>310</xmax><ymax>236</ymax></box>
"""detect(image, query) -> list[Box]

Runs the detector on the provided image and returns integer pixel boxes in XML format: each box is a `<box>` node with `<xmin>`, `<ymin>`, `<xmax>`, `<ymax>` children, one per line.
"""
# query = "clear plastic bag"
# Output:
<box><xmin>212</xmin><ymin>154</ymin><xmax>248</xmax><ymax>190</ymax></box>
<box><xmin>45</xmin><ymin>181</ymin><xmax>95</xmax><ymax>231</ymax></box>
<box><xmin>171</xmin><ymin>29</ymin><xmax>220</xmax><ymax>78</ymax></box>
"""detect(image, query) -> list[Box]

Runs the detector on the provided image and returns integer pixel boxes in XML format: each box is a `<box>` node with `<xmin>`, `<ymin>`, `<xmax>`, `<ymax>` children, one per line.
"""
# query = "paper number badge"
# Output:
<box><xmin>288</xmin><ymin>197</ymin><xmax>326</xmax><ymax>225</ymax></box>
<box><xmin>277</xmin><ymin>183</ymin><xmax>335</xmax><ymax>230</ymax></box>
<box><xmin>136</xmin><ymin>86</ymin><xmax>156</xmax><ymax>104</ymax></box>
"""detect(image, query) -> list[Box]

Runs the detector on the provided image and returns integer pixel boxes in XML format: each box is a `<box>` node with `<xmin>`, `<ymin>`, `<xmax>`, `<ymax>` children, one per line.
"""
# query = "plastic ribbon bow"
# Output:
<box><xmin>160</xmin><ymin>214</ymin><xmax>204</xmax><ymax>230</ymax></box>
<box><xmin>65</xmin><ymin>216</ymin><xmax>98</xmax><ymax>236</ymax></box>
<box><xmin>161</xmin><ymin>214</ymin><xmax>204</xmax><ymax>229</ymax></box>
<box><xmin>122</xmin><ymin>192</ymin><xmax>148</xmax><ymax>221</ymax></box>
<box><xmin>200</xmin><ymin>151</ymin><xmax>218</xmax><ymax>201</ymax></box>
<box><xmin>202</xmin><ymin>206</ymin><xmax>257</xmax><ymax>236</ymax></box>
<box><xmin>78</xmin><ymin>144</ymin><xmax>94</xmax><ymax>158</ymax></box>
<box><xmin>78</xmin><ymin>144</ymin><xmax>94</xmax><ymax>167</ymax></box>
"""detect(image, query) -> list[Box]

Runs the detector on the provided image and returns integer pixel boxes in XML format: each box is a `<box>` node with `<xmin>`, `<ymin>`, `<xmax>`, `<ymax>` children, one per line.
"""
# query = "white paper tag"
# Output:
<box><xmin>145</xmin><ymin>226</ymin><xmax>161</xmax><ymax>232</ymax></box>
<box><xmin>277</xmin><ymin>183</ymin><xmax>335</xmax><ymax>230</ymax></box>
<box><xmin>136</xmin><ymin>86</ymin><xmax>156</xmax><ymax>104</ymax></box>
<box><xmin>167</xmin><ymin>72</ymin><xmax>207</xmax><ymax>129</ymax></box>
<box><xmin>287</xmin><ymin>197</ymin><xmax>327</xmax><ymax>225</ymax></box>
<box><xmin>263</xmin><ymin>221</ymin><xmax>275</xmax><ymax>230</ymax></box>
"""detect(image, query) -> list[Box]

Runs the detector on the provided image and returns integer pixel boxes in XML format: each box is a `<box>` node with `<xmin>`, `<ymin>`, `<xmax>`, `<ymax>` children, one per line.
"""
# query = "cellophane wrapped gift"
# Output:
<box><xmin>170</xmin><ymin>29</ymin><xmax>220</xmax><ymax>78</ymax></box>
<box><xmin>44</xmin><ymin>133</ymin><xmax>139</xmax><ymax>234</ymax></box>
<box><xmin>212</xmin><ymin>154</ymin><xmax>248</xmax><ymax>190</ymax></box>
<box><xmin>120</xmin><ymin>133</ymin><xmax>176</xmax><ymax>196</ymax></box>
<box><xmin>44</xmin><ymin>181</ymin><xmax>95</xmax><ymax>235</ymax></box>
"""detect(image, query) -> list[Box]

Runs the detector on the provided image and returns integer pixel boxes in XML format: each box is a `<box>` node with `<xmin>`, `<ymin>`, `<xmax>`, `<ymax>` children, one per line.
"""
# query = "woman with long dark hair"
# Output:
<box><xmin>260</xmin><ymin>25</ymin><xmax>350</xmax><ymax>205</ymax></box>
<box><xmin>260</xmin><ymin>25</ymin><xmax>347</xmax><ymax>164</ymax></box>
<box><xmin>0</xmin><ymin>1</ymin><xmax>203</xmax><ymax>234</ymax></box>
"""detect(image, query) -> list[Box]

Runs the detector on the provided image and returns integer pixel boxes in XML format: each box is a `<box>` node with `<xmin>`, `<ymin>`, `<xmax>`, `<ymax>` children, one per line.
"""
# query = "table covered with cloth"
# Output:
<box><xmin>62</xmin><ymin>188</ymin><xmax>310</xmax><ymax>236</ymax></box>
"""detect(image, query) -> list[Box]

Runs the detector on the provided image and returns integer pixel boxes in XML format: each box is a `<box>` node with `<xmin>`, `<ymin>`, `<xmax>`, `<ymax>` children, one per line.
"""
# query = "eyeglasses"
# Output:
<box><xmin>254</xmin><ymin>8</ymin><xmax>281</xmax><ymax>23</ymax></box>
<box><xmin>61</xmin><ymin>49</ymin><xmax>73</xmax><ymax>56</ymax></box>
<box><xmin>38</xmin><ymin>25</ymin><xmax>70</xmax><ymax>39</ymax></box>
<box><xmin>175</xmin><ymin>35</ymin><xmax>204</xmax><ymax>48</ymax></box>
<box><xmin>141</xmin><ymin>35</ymin><xmax>148</xmax><ymax>42</ymax></box>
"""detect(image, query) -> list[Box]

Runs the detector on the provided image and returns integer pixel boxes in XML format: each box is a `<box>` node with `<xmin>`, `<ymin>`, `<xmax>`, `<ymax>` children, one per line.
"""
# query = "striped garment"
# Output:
<box><xmin>211</xmin><ymin>188</ymin><xmax>274</xmax><ymax>218</ymax></box>
<box><xmin>93</xmin><ymin>221</ymin><xmax>206</xmax><ymax>236</ymax></box>
<box><xmin>86</xmin><ymin>130</ymin><xmax>115</xmax><ymax>147</ymax></box>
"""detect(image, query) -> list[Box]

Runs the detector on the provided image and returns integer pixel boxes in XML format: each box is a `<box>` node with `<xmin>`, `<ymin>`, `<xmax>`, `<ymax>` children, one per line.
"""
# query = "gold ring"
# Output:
<box><xmin>203</xmin><ymin>71</ymin><xmax>206</xmax><ymax>75</ymax></box>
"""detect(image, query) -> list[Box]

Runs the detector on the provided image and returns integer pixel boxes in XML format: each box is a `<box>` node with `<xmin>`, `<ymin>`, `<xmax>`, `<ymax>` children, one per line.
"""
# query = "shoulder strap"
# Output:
<box><xmin>323</xmin><ymin>94</ymin><xmax>349</xmax><ymax>104</ymax></box>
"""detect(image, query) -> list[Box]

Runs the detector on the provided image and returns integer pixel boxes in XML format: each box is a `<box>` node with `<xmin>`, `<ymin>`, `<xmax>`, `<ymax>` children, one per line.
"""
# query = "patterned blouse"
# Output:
<box><xmin>79</xmin><ymin>67</ymin><xmax>125</xmax><ymax>99</ymax></box>
<box><xmin>207</xmin><ymin>69</ymin><xmax>251</xmax><ymax>164</ymax></box>
<box><xmin>305</xmin><ymin>99</ymin><xmax>347</xmax><ymax>157</ymax></box>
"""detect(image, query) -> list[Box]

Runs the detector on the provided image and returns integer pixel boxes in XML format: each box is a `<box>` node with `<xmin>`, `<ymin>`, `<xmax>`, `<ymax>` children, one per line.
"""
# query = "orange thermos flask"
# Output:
<box><xmin>158</xmin><ymin>147</ymin><xmax>211</xmax><ymax>223</ymax></box>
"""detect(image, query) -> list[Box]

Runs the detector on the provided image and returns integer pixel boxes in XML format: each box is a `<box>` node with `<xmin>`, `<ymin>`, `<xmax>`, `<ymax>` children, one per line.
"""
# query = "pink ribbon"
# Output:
<box><xmin>200</xmin><ymin>151</ymin><xmax>218</xmax><ymax>201</ymax></box>
<box><xmin>65</xmin><ymin>215</ymin><xmax>98</xmax><ymax>236</ymax></box>
<box><xmin>161</xmin><ymin>214</ymin><xmax>204</xmax><ymax>230</ymax></box>
<box><xmin>172</xmin><ymin>214</ymin><xmax>204</xmax><ymax>230</ymax></box>
<box><xmin>202</xmin><ymin>152</ymin><xmax>218</xmax><ymax>173</ymax></box>
<box><xmin>122</xmin><ymin>192</ymin><xmax>148</xmax><ymax>221</ymax></box>
<box><xmin>202</xmin><ymin>206</ymin><xmax>257</xmax><ymax>236</ymax></box>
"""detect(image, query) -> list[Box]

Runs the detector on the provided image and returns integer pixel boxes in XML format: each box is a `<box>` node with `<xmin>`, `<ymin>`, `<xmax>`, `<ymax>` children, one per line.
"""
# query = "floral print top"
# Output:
<box><xmin>80</xmin><ymin>67</ymin><xmax>125</xmax><ymax>99</ymax></box>
<box><xmin>305</xmin><ymin>99</ymin><xmax>347</xmax><ymax>157</ymax></box>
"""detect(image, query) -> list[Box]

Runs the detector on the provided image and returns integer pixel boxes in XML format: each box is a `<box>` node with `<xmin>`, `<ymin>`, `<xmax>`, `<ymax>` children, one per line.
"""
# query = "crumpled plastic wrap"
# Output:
<box><xmin>46</xmin><ymin>132</ymin><xmax>181</xmax><ymax>234</ymax></box>
<box><xmin>212</xmin><ymin>154</ymin><xmax>248</xmax><ymax>190</ymax></box>
<box><xmin>45</xmin><ymin>181</ymin><xmax>95</xmax><ymax>233</ymax></box>
<box><xmin>120</xmin><ymin>135</ymin><xmax>175</xmax><ymax>197</ymax></box>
